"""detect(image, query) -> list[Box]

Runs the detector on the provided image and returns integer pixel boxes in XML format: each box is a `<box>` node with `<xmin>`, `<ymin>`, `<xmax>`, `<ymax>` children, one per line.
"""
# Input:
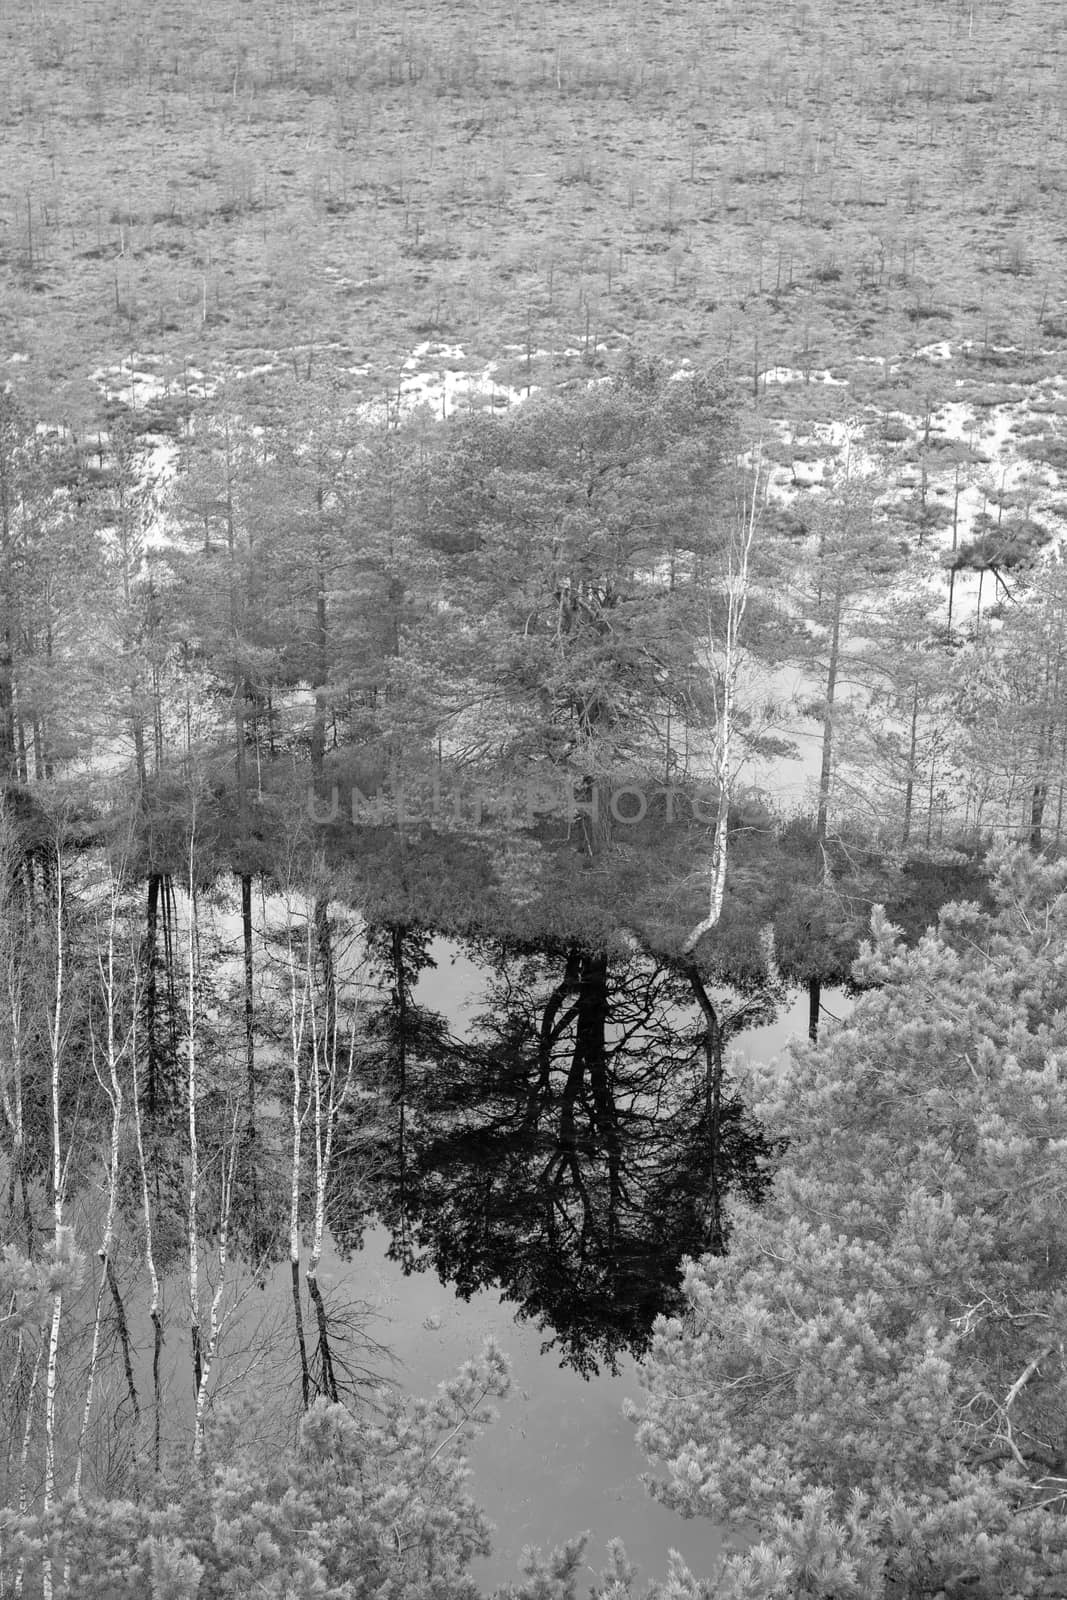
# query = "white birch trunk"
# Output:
<box><xmin>192</xmin><ymin>1107</ymin><xmax>239</xmax><ymax>1463</ymax></box>
<box><xmin>74</xmin><ymin>888</ymin><xmax>126</xmax><ymax>1500</ymax></box>
<box><xmin>1</xmin><ymin>942</ymin><xmax>24</xmax><ymax>1229</ymax></box>
<box><xmin>308</xmin><ymin>981</ymin><xmax>355</xmax><ymax>1282</ymax></box>
<box><xmin>308</xmin><ymin>967</ymin><xmax>326</xmax><ymax>1281</ymax></box>
<box><xmin>682</xmin><ymin>452</ymin><xmax>761</xmax><ymax>956</ymax></box>
<box><xmin>130</xmin><ymin>993</ymin><xmax>163</xmax><ymax>1471</ymax></box>
<box><xmin>285</xmin><ymin>902</ymin><xmax>315</xmax><ymax>1406</ymax></box>
<box><xmin>13</xmin><ymin>1338</ymin><xmax>44</xmax><ymax>1599</ymax></box>
<box><xmin>186</xmin><ymin>840</ymin><xmax>202</xmax><ymax>1406</ymax></box>
<box><xmin>43</xmin><ymin>854</ymin><xmax>65</xmax><ymax>1600</ymax></box>
<box><xmin>287</xmin><ymin>904</ymin><xmax>311</xmax><ymax>1280</ymax></box>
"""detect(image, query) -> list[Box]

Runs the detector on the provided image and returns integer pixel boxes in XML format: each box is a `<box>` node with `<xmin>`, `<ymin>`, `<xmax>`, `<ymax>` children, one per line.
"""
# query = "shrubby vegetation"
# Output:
<box><xmin>0</xmin><ymin>1338</ymin><xmax>511</xmax><ymax>1599</ymax></box>
<box><xmin>634</xmin><ymin>849</ymin><xmax>1067</xmax><ymax>1598</ymax></box>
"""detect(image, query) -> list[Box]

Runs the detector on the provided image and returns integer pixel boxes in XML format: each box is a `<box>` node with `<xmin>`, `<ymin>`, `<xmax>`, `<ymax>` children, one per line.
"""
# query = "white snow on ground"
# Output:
<box><xmin>180</xmin><ymin>367</ymin><xmax>218</xmax><ymax>398</ymax></box>
<box><xmin>87</xmin><ymin>356</ymin><xmax>224</xmax><ymax>559</ymax></box>
<box><xmin>756</xmin><ymin>352</ymin><xmax>1067</xmax><ymax>580</ymax></box>
<box><xmin>91</xmin><ymin>356</ymin><xmax>169</xmax><ymax>408</ymax></box>
<box><xmin>761</xmin><ymin>365</ymin><xmax>849</xmax><ymax>387</ymax></box>
<box><xmin>358</xmin><ymin>340</ymin><xmax>537</xmax><ymax>424</ymax></box>
<box><xmin>93</xmin><ymin>352</ymin><xmax>221</xmax><ymax>407</ymax></box>
<box><xmin>746</xmin><ymin>417</ymin><xmax>883</xmax><ymax>501</ymax></box>
<box><xmin>139</xmin><ymin>439</ymin><xmax>182</xmax><ymax>529</ymax></box>
<box><xmin>739</xmin><ymin>341</ymin><xmax>1067</xmax><ymax>824</ymax></box>
<box><xmin>501</xmin><ymin>343</ymin><xmax>563</xmax><ymax>361</ymax></box>
<box><xmin>913</xmin><ymin>340</ymin><xmax>953</xmax><ymax>363</ymax></box>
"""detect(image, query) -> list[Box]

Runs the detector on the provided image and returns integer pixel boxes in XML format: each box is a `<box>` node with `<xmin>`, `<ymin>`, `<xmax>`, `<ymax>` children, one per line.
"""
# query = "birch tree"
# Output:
<box><xmin>680</xmin><ymin>450</ymin><xmax>763</xmax><ymax>957</ymax></box>
<box><xmin>72</xmin><ymin>879</ymin><xmax>134</xmax><ymax>1505</ymax></box>
<box><xmin>129</xmin><ymin>967</ymin><xmax>162</xmax><ymax>1472</ymax></box>
<box><xmin>305</xmin><ymin>905</ymin><xmax>356</xmax><ymax>1407</ymax></box>
<box><xmin>43</xmin><ymin>854</ymin><xmax>63</xmax><ymax>1510</ymax></box>
<box><xmin>0</xmin><ymin>819</ymin><xmax>29</xmax><ymax>1254</ymax></box>
<box><xmin>275</xmin><ymin>871</ymin><xmax>360</xmax><ymax>1409</ymax></box>
<box><xmin>280</xmin><ymin>886</ymin><xmax>313</xmax><ymax>1410</ymax></box>
<box><xmin>191</xmin><ymin>1103</ymin><xmax>240</xmax><ymax>1464</ymax></box>
<box><xmin>184</xmin><ymin>824</ymin><xmax>201</xmax><ymax>1408</ymax></box>
<box><xmin>674</xmin><ymin>455</ymin><xmax>767</xmax><ymax>1257</ymax></box>
<box><xmin>41</xmin><ymin>847</ymin><xmax>72</xmax><ymax>1600</ymax></box>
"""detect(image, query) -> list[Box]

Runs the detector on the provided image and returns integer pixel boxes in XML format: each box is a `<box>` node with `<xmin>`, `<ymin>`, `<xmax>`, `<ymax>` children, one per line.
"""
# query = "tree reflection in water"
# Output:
<box><xmin>332</xmin><ymin>927</ymin><xmax>775</xmax><ymax>1376</ymax></box>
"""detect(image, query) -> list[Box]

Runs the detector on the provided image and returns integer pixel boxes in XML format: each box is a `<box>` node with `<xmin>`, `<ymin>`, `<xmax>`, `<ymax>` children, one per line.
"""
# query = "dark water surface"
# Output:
<box><xmin>139</xmin><ymin>918</ymin><xmax>842</xmax><ymax>1588</ymax></box>
<box><xmin>324</xmin><ymin>950</ymin><xmax>841</xmax><ymax>1589</ymax></box>
<box><xmin>344</xmin><ymin>1222</ymin><xmax>725</xmax><ymax>1590</ymax></box>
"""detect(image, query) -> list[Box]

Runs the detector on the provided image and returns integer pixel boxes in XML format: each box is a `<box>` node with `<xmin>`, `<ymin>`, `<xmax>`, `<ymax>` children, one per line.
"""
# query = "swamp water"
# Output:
<box><xmin>86</xmin><ymin>904</ymin><xmax>843</xmax><ymax>1590</ymax></box>
<box><xmin>338</xmin><ymin>946</ymin><xmax>840</xmax><ymax>1588</ymax></box>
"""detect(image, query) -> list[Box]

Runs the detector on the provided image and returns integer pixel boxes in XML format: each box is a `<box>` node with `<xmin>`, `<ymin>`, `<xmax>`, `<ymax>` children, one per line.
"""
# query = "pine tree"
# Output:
<box><xmin>0</xmin><ymin>1341</ymin><xmax>512</xmax><ymax>1600</ymax></box>
<box><xmin>633</xmin><ymin>848</ymin><xmax>1067</xmax><ymax>1598</ymax></box>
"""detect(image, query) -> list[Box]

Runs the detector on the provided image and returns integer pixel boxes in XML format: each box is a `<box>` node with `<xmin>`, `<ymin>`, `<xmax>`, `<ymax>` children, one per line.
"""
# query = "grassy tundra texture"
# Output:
<box><xmin>1</xmin><ymin>0</ymin><xmax>1065</xmax><ymax>420</ymax></box>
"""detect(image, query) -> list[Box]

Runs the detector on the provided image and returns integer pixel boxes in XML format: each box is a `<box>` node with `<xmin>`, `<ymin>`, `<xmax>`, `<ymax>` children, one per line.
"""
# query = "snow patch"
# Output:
<box><xmin>360</xmin><ymin>341</ymin><xmax>536</xmax><ymax>424</ymax></box>
<box><xmin>760</xmin><ymin>365</ymin><xmax>849</xmax><ymax>387</ymax></box>
<box><xmin>92</xmin><ymin>355</ymin><xmax>170</xmax><ymax>408</ymax></box>
<box><xmin>912</xmin><ymin>340</ymin><xmax>954</xmax><ymax>363</ymax></box>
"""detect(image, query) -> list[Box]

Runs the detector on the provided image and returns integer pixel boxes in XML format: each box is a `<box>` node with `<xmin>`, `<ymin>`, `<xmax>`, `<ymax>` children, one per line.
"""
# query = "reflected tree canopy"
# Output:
<box><xmin>335</xmin><ymin>926</ymin><xmax>774</xmax><ymax>1375</ymax></box>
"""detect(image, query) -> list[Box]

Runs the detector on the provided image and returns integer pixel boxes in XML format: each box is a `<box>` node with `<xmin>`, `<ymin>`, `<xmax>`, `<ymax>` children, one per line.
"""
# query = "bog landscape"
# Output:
<box><xmin>2</xmin><ymin>1</ymin><xmax>1067</xmax><ymax>1596</ymax></box>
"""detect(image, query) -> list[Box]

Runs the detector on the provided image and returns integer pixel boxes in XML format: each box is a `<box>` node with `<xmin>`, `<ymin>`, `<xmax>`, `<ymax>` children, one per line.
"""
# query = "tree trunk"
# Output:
<box><xmin>391</xmin><ymin>926</ymin><xmax>410</xmax><ymax>1263</ymax></box>
<box><xmin>162</xmin><ymin>874</ymin><xmax>180</xmax><ymax>1066</ymax></box>
<box><xmin>287</xmin><ymin>897</ymin><xmax>310</xmax><ymax>1407</ymax></box>
<box><xmin>307</xmin><ymin>1271</ymin><xmax>338</xmax><ymax>1403</ymax></box>
<box><xmin>106</xmin><ymin>1258</ymin><xmax>140</xmax><ymax>1421</ymax></box>
<box><xmin>193</xmin><ymin>1127</ymin><xmax>238</xmax><ymax>1464</ymax></box>
<box><xmin>144</xmin><ymin>873</ymin><xmax>161</xmax><ymax>1118</ymax></box>
<box><xmin>186</xmin><ymin>863</ymin><xmax>202</xmax><ymax>1403</ymax></box>
<box><xmin>76</xmin><ymin>897</ymin><xmax>134</xmax><ymax>1503</ymax></box>
<box><xmin>816</xmin><ymin>575</ymin><xmax>842</xmax><ymax>852</ymax></box>
<box><xmin>15</xmin><ymin>713</ymin><xmax>28</xmax><ymax>784</ymax></box>
<box><xmin>808</xmin><ymin>975</ymin><xmax>821</xmax><ymax>1044</ymax></box>
<box><xmin>681</xmin><ymin>456</ymin><xmax>759</xmax><ymax>955</ymax></box>
<box><xmin>115</xmin><ymin>462</ymin><xmax>149</xmax><ymax>799</ymax></box>
<box><xmin>1030</xmin><ymin>780</ymin><xmax>1047</xmax><ymax>854</ymax></box>
<box><xmin>0</xmin><ymin>414</ymin><xmax>18</xmax><ymax>783</ymax></box>
<box><xmin>307</xmin><ymin>892</ymin><xmax>352</xmax><ymax>1404</ymax></box>
<box><xmin>808</xmin><ymin>565</ymin><xmax>843</xmax><ymax>1051</ymax></box>
<box><xmin>529</xmin><ymin>950</ymin><xmax>582</xmax><ymax>1130</ymax></box>
<box><xmin>585</xmin><ymin>988</ymin><xmax>621</xmax><ymax>1251</ymax></box>
<box><xmin>131</xmin><ymin>981</ymin><xmax>162</xmax><ymax>1471</ymax></box>
<box><xmin>0</xmin><ymin>643</ymin><xmax>13</xmax><ymax>782</ymax></box>
<box><xmin>31</xmin><ymin>717</ymin><xmax>44</xmax><ymax>783</ymax></box>
<box><xmin>315</xmin><ymin>895</ymin><xmax>337</xmax><ymax>1068</ymax></box>
<box><xmin>15</xmin><ymin>1337</ymin><xmax>44</xmax><ymax>1595</ymax></box>
<box><xmin>43</xmin><ymin>857</ymin><xmax>65</xmax><ymax>1600</ymax></box>
<box><xmin>291</xmin><ymin>1259</ymin><xmax>310</xmax><ymax>1410</ymax></box>
<box><xmin>685</xmin><ymin>965</ymin><xmax>725</xmax><ymax>1256</ymax></box>
<box><xmin>240</xmin><ymin>870</ymin><xmax>260</xmax><ymax>1251</ymax></box>
<box><xmin>151</xmin><ymin>1310</ymin><xmax>163</xmax><ymax>1474</ymax></box>
<box><xmin>310</xmin><ymin>543</ymin><xmax>329</xmax><ymax>785</ymax></box>
<box><xmin>902</xmin><ymin>681</ymin><xmax>919</xmax><ymax>845</ymax></box>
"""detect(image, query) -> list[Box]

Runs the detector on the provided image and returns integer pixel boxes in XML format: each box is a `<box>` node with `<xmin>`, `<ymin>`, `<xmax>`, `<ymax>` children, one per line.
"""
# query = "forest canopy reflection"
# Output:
<box><xmin>334</xmin><ymin>926</ymin><xmax>775</xmax><ymax>1376</ymax></box>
